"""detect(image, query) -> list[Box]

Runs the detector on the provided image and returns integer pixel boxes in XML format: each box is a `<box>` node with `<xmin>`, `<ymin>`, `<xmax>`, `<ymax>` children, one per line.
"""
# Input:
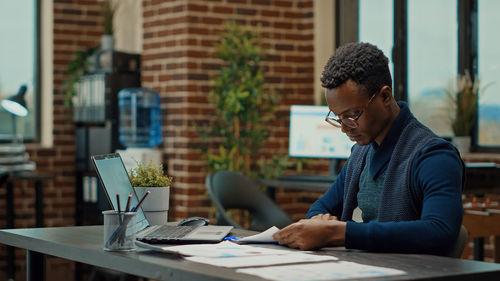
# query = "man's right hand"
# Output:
<box><xmin>310</xmin><ymin>213</ymin><xmax>339</xmax><ymax>221</ymax></box>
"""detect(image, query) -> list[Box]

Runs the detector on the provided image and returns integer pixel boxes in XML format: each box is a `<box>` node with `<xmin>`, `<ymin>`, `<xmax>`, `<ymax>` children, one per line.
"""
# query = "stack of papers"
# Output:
<box><xmin>136</xmin><ymin>240</ymin><xmax>337</xmax><ymax>267</ymax></box>
<box><xmin>136</xmin><ymin>226</ymin><xmax>407</xmax><ymax>280</ymax></box>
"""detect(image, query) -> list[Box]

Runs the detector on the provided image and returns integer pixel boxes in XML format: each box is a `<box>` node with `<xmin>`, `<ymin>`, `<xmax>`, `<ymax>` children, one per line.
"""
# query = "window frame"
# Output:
<box><xmin>336</xmin><ymin>0</ymin><xmax>498</xmax><ymax>151</ymax></box>
<box><xmin>33</xmin><ymin>0</ymin><xmax>41</xmax><ymax>143</ymax></box>
<box><xmin>0</xmin><ymin>0</ymin><xmax>42</xmax><ymax>143</ymax></box>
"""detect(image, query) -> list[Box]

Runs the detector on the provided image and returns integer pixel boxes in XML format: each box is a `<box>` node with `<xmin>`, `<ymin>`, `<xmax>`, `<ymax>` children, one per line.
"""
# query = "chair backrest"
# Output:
<box><xmin>448</xmin><ymin>225</ymin><xmax>468</xmax><ymax>258</ymax></box>
<box><xmin>206</xmin><ymin>170</ymin><xmax>294</xmax><ymax>231</ymax></box>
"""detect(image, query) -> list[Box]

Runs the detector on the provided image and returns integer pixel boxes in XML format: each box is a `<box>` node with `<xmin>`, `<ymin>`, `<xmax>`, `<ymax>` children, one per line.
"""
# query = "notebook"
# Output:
<box><xmin>91</xmin><ymin>153</ymin><xmax>233</xmax><ymax>243</ymax></box>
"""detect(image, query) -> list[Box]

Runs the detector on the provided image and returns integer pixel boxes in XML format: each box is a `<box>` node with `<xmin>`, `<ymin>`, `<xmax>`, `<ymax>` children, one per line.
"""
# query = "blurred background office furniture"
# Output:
<box><xmin>206</xmin><ymin>170</ymin><xmax>294</xmax><ymax>231</ymax></box>
<box><xmin>1</xmin><ymin>171</ymin><xmax>53</xmax><ymax>281</ymax></box>
<box><xmin>462</xmin><ymin>160</ymin><xmax>500</xmax><ymax>261</ymax></box>
<box><xmin>463</xmin><ymin>207</ymin><xmax>500</xmax><ymax>261</ymax></box>
<box><xmin>73</xmin><ymin>51</ymin><xmax>140</xmax><ymax>227</ymax></box>
<box><xmin>255</xmin><ymin>175</ymin><xmax>333</xmax><ymax>201</ymax></box>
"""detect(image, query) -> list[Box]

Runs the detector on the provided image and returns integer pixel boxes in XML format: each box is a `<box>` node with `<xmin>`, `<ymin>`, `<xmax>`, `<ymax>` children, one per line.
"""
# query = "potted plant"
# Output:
<box><xmin>197</xmin><ymin>22</ymin><xmax>290</xmax><ymax>178</ymax></box>
<box><xmin>63</xmin><ymin>46</ymin><xmax>99</xmax><ymax>106</ymax></box>
<box><xmin>445</xmin><ymin>71</ymin><xmax>479</xmax><ymax>154</ymax></box>
<box><xmin>100</xmin><ymin>0</ymin><xmax>117</xmax><ymax>50</ymax></box>
<box><xmin>129</xmin><ymin>160</ymin><xmax>173</xmax><ymax>225</ymax></box>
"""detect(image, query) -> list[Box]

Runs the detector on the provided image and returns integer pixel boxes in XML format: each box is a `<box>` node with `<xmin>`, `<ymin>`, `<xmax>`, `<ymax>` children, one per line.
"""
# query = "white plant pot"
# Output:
<box><xmin>133</xmin><ymin>186</ymin><xmax>170</xmax><ymax>225</ymax></box>
<box><xmin>101</xmin><ymin>34</ymin><xmax>114</xmax><ymax>50</ymax></box>
<box><xmin>452</xmin><ymin>136</ymin><xmax>471</xmax><ymax>155</ymax></box>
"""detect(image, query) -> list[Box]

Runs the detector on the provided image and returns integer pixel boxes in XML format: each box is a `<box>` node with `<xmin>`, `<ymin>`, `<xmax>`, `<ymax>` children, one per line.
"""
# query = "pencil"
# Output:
<box><xmin>125</xmin><ymin>193</ymin><xmax>132</xmax><ymax>212</ymax></box>
<box><xmin>132</xmin><ymin>191</ymin><xmax>151</xmax><ymax>212</ymax></box>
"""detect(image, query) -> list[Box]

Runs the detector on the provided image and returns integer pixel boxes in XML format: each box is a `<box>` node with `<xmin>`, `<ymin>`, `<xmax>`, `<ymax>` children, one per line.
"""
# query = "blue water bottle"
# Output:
<box><xmin>118</xmin><ymin>88</ymin><xmax>162</xmax><ymax>148</ymax></box>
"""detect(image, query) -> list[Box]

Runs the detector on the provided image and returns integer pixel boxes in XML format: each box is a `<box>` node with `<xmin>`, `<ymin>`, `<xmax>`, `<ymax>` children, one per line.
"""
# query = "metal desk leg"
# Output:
<box><xmin>474</xmin><ymin>237</ymin><xmax>484</xmax><ymax>260</ymax></box>
<box><xmin>6</xmin><ymin>181</ymin><xmax>15</xmax><ymax>281</ymax></box>
<box><xmin>26</xmin><ymin>250</ymin><xmax>45</xmax><ymax>281</ymax></box>
<box><xmin>35</xmin><ymin>179</ymin><xmax>44</xmax><ymax>227</ymax></box>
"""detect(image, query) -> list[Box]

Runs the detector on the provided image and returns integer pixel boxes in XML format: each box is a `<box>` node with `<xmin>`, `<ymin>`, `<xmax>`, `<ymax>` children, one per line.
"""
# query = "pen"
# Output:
<box><xmin>223</xmin><ymin>236</ymin><xmax>240</xmax><ymax>241</ymax></box>
<box><xmin>131</xmin><ymin>191</ymin><xmax>151</xmax><ymax>212</ymax></box>
<box><xmin>125</xmin><ymin>193</ymin><xmax>132</xmax><ymax>212</ymax></box>
<box><xmin>115</xmin><ymin>193</ymin><xmax>123</xmax><ymax>244</ymax></box>
<box><xmin>116</xmin><ymin>193</ymin><xmax>121</xmax><ymax>213</ymax></box>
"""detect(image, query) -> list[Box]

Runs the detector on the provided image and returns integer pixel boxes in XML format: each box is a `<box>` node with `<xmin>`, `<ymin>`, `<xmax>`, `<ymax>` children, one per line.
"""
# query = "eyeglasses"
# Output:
<box><xmin>325</xmin><ymin>90</ymin><xmax>379</xmax><ymax>129</ymax></box>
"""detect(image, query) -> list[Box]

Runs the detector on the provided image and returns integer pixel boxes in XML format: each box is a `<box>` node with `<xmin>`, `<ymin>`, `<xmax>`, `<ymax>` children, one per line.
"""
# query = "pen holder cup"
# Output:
<box><xmin>103</xmin><ymin>210</ymin><xmax>136</xmax><ymax>251</ymax></box>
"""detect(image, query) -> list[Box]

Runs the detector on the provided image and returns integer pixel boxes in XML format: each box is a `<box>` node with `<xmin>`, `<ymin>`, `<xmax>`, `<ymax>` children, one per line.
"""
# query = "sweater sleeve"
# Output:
<box><xmin>345</xmin><ymin>141</ymin><xmax>464</xmax><ymax>256</ymax></box>
<box><xmin>306</xmin><ymin>167</ymin><xmax>346</xmax><ymax>219</ymax></box>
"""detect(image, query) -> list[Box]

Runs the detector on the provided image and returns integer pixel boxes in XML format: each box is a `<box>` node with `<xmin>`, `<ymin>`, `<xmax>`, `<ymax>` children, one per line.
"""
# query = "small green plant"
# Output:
<box><xmin>128</xmin><ymin>161</ymin><xmax>173</xmax><ymax>187</ymax></box>
<box><xmin>63</xmin><ymin>46</ymin><xmax>99</xmax><ymax>106</ymax></box>
<box><xmin>100</xmin><ymin>0</ymin><xmax>117</xmax><ymax>35</ymax></box>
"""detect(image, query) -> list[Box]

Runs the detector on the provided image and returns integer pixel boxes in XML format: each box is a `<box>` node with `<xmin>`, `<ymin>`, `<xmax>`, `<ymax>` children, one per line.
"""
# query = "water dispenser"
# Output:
<box><xmin>118</xmin><ymin>88</ymin><xmax>162</xmax><ymax>148</ymax></box>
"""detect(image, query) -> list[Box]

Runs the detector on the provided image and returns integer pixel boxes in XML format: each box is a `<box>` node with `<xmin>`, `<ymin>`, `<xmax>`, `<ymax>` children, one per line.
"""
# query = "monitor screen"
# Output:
<box><xmin>289</xmin><ymin>105</ymin><xmax>354</xmax><ymax>159</ymax></box>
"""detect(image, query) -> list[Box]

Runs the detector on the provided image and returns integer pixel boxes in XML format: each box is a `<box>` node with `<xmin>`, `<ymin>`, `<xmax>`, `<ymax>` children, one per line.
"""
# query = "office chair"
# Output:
<box><xmin>448</xmin><ymin>225</ymin><xmax>468</xmax><ymax>258</ymax></box>
<box><xmin>206</xmin><ymin>170</ymin><xmax>294</xmax><ymax>232</ymax></box>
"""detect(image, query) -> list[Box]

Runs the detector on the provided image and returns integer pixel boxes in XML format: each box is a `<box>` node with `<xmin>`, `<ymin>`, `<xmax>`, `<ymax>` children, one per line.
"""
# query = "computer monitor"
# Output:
<box><xmin>289</xmin><ymin>105</ymin><xmax>354</xmax><ymax>159</ymax></box>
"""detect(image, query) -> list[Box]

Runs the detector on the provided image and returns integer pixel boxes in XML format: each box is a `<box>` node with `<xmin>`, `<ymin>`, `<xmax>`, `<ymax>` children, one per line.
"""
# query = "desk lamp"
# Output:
<box><xmin>1</xmin><ymin>85</ymin><xmax>29</xmax><ymax>137</ymax></box>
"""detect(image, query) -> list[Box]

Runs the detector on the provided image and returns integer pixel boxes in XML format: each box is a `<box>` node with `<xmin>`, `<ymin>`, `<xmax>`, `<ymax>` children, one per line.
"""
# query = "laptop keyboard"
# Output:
<box><xmin>143</xmin><ymin>225</ymin><xmax>196</xmax><ymax>239</ymax></box>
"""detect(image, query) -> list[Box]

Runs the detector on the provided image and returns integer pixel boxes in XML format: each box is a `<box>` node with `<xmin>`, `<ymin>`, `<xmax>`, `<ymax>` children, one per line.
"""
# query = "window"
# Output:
<box><xmin>477</xmin><ymin>0</ymin><xmax>500</xmax><ymax>147</ymax></box>
<box><xmin>359</xmin><ymin>0</ymin><xmax>394</xmax><ymax>84</ymax></box>
<box><xmin>407</xmin><ymin>0</ymin><xmax>457</xmax><ymax>136</ymax></box>
<box><xmin>0</xmin><ymin>0</ymin><xmax>40</xmax><ymax>141</ymax></box>
<box><xmin>353</xmin><ymin>0</ymin><xmax>500</xmax><ymax>149</ymax></box>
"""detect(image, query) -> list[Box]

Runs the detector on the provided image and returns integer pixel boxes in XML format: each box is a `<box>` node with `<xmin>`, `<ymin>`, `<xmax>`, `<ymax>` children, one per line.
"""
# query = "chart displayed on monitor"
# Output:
<box><xmin>289</xmin><ymin>105</ymin><xmax>354</xmax><ymax>159</ymax></box>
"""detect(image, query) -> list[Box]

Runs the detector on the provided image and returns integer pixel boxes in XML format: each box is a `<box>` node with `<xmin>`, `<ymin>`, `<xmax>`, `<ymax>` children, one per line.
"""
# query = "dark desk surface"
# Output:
<box><xmin>1</xmin><ymin>226</ymin><xmax>500</xmax><ymax>281</ymax></box>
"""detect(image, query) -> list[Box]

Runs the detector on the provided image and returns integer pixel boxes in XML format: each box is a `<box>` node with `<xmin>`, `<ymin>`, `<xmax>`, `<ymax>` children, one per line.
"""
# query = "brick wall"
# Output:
<box><xmin>141</xmin><ymin>0</ymin><xmax>324</xmax><ymax>221</ymax></box>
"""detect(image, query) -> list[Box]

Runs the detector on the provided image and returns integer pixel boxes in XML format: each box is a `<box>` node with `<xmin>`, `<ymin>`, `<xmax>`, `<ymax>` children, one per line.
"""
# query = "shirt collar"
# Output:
<box><xmin>369</xmin><ymin>101</ymin><xmax>411</xmax><ymax>179</ymax></box>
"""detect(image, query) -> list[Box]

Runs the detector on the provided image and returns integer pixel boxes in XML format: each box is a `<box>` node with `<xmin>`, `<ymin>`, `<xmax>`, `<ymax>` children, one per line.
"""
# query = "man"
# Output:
<box><xmin>273</xmin><ymin>42</ymin><xmax>464</xmax><ymax>256</ymax></box>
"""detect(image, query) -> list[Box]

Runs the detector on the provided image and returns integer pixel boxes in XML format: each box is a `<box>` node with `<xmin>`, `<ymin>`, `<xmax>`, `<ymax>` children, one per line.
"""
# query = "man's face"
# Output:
<box><xmin>325</xmin><ymin>79</ymin><xmax>389</xmax><ymax>146</ymax></box>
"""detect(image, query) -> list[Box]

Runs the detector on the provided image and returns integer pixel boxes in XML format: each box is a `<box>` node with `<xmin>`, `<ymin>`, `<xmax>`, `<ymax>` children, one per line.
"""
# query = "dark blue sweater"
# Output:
<box><xmin>307</xmin><ymin>102</ymin><xmax>464</xmax><ymax>256</ymax></box>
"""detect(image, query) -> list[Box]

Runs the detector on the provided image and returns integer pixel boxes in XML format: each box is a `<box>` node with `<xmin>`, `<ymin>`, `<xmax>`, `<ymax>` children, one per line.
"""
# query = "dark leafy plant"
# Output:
<box><xmin>63</xmin><ymin>46</ymin><xmax>99</xmax><ymax>106</ymax></box>
<box><xmin>445</xmin><ymin>72</ymin><xmax>483</xmax><ymax>137</ymax></box>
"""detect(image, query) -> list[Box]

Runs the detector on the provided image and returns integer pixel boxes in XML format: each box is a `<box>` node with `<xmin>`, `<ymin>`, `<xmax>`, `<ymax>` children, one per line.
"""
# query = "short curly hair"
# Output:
<box><xmin>321</xmin><ymin>42</ymin><xmax>392</xmax><ymax>95</ymax></box>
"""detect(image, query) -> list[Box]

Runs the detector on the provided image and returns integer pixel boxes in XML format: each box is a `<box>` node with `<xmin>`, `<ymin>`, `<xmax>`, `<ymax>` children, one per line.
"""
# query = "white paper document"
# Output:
<box><xmin>136</xmin><ymin>240</ymin><xmax>293</xmax><ymax>258</ymax></box>
<box><xmin>186</xmin><ymin>252</ymin><xmax>338</xmax><ymax>268</ymax></box>
<box><xmin>237</xmin><ymin>261</ymin><xmax>406</xmax><ymax>281</ymax></box>
<box><xmin>235</xmin><ymin>226</ymin><xmax>279</xmax><ymax>243</ymax></box>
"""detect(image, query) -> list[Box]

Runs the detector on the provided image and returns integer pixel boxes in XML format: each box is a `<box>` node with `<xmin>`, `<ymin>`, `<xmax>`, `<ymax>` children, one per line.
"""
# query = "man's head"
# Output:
<box><xmin>322</xmin><ymin>42</ymin><xmax>398</xmax><ymax>146</ymax></box>
<box><xmin>321</xmin><ymin>42</ymin><xmax>392</xmax><ymax>93</ymax></box>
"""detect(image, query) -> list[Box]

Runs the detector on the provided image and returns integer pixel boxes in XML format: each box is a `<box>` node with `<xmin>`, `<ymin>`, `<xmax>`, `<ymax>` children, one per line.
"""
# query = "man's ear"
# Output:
<box><xmin>380</xmin><ymin>86</ymin><xmax>393</xmax><ymax>103</ymax></box>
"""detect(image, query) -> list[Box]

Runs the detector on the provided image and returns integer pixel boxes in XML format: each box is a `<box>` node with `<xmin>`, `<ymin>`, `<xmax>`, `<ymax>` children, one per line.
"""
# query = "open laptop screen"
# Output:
<box><xmin>92</xmin><ymin>153</ymin><xmax>149</xmax><ymax>232</ymax></box>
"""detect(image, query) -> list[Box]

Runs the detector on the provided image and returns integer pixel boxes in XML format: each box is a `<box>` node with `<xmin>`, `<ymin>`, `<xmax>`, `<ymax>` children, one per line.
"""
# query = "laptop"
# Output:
<box><xmin>91</xmin><ymin>153</ymin><xmax>233</xmax><ymax>244</ymax></box>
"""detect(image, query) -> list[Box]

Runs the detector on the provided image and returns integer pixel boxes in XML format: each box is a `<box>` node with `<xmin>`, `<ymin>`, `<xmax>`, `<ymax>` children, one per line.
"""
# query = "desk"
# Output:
<box><xmin>2</xmin><ymin>226</ymin><xmax>500</xmax><ymax>281</ymax></box>
<box><xmin>256</xmin><ymin>176</ymin><xmax>332</xmax><ymax>200</ymax></box>
<box><xmin>1</xmin><ymin>172</ymin><xmax>53</xmax><ymax>281</ymax></box>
